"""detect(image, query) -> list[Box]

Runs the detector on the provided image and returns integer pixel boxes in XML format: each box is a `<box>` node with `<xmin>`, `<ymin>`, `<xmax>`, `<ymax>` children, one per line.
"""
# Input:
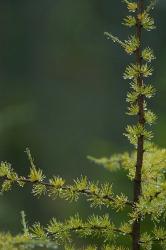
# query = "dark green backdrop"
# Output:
<box><xmin>0</xmin><ymin>0</ymin><xmax>165</xmax><ymax>248</ymax></box>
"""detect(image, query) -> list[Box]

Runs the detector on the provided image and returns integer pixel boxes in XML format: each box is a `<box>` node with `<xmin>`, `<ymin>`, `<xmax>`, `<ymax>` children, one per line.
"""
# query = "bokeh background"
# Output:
<box><xmin>0</xmin><ymin>0</ymin><xmax>165</xmax><ymax>249</ymax></box>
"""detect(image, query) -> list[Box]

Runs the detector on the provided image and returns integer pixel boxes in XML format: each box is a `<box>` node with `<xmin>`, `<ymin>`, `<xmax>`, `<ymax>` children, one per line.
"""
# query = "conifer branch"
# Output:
<box><xmin>139</xmin><ymin>227</ymin><xmax>166</xmax><ymax>249</ymax></box>
<box><xmin>0</xmin><ymin>162</ymin><xmax>133</xmax><ymax>209</ymax></box>
<box><xmin>30</xmin><ymin>214</ymin><xmax>132</xmax><ymax>245</ymax></box>
<box><xmin>0</xmin><ymin>1</ymin><xmax>163</xmax><ymax>250</ymax></box>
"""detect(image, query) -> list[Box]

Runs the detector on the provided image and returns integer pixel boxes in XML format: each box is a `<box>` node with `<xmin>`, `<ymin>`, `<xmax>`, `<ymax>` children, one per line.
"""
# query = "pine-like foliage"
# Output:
<box><xmin>0</xmin><ymin>0</ymin><xmax>165</xmax><ymax>250</ymax></box>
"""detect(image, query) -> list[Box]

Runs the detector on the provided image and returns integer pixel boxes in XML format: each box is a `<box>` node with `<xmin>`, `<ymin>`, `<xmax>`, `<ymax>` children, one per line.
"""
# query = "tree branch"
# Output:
<box><xmin>0</xmin><ymin>175</ymin><xmax>133</xmax><ymax>207</ymax></box>
<box><xmin>132</xmin><ymin>0</ymin><xmax>145</xmax><ymax>249</ymax></box>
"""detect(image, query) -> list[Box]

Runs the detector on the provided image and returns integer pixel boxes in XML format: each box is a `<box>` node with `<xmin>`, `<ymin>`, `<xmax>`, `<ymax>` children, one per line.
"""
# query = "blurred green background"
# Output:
<box><xmin>0</xmin><ymin>0</ymin><xmax>165</xmax><ymax>248</ymax></box>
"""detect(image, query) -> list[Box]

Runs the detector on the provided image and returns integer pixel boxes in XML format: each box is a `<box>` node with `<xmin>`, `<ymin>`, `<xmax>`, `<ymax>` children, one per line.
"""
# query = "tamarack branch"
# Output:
<box><xmin>0</xmin><ymin>0</ymin><xmax>166</xmax><ymax>250</ymax></box>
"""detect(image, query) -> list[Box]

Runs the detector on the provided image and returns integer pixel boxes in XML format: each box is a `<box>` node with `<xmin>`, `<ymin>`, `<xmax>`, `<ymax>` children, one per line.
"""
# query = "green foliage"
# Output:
<box><xmin>144</xmin><ymin>110</ymin><xmax>157</xmax><ymax>125</ymax></box>
<box><xmin>124</xmin><ymin>123</ymin><xmax>153</xmax><ymax>146</ymax></box>
<box><xmin>0</xmin><ymin>232</ymin><xmax>57</xmax><ymax>250</ymax></box>
<box><xmin>123</xmin><ymin>1</ymin><xmax>138</xmax><ymax>13</ymax></box>
<box><xmin>142</xmin><ymin>47</ymin><xmax>156</xmax><ymax>62</ymax></box>
<box><xmin>29</xmin><ymin>214</ymin><xmax>132</xmax><ymax>249</ymax></box>
<box><xmin>0</xmin><ymin>211</ymin><xmax>58</xmax><ymax>249</ymax></box>
<box><xmin>21</xmin><ymin>211</ymin><xmax>29</xmax><ymax>236</ymax></box>
<box><xmin>123</xmin><ymin>15</ymin><xmax>137</xmax><ymax>27</ymax></box>
<box><xmin>0</xmin><ymin>161</ymin><xmax>131</xmax><ymax>210</ymax></box>
<box><xmin>89</xmin><ymin>145</ymin><xmax>166</xmax><ymax>223</ymax></box>
<box><xmin>138</xmin><ymin>11</ymin><xmax>156</xmax><ymax>31</ymax></box>
<box><xmin>123</xmin><ymin>63</ymin><xmax>153</xmax><ymax>80</ymax></box>
<box><xmin>0</xmin><ymin>1</ymin><xmax>165</xmax><ymax>250</ymax></box>
<box><xmin>104</xmin><ymin>33</ymin><xmax>140</xmax><ymax>55</ymax></box>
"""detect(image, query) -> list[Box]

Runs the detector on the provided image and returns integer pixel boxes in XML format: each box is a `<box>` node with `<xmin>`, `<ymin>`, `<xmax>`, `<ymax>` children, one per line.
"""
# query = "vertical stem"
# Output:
<box><xmin>132</xmin><ymin>0</ymin><xmax>144</xmax><ymax>250</ymax></box>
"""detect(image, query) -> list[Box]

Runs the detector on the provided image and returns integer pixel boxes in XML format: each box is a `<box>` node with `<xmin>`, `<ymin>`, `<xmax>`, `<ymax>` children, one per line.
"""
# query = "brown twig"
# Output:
<box><xmin>0</xmin><ymin>176</ymin><xmax>133</xmax><ymax>207</ymax></box>
<box><xmin>132</xmin><ymin>0</ymin><xmax>145</xmax><ymax>249</ymax></box>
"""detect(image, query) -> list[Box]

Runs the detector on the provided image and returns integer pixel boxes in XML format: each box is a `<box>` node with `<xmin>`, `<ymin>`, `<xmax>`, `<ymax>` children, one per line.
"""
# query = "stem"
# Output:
<box><xmin>0</xmin><ymin>176</ymin><xmax>133</xmax><ymax>206</ymax></box>
<box><xmin>132</xmin><ymin>0</ymin><xmax>144</xmax><ymax>250</ymax></box>
<box><xmin>47</xmin><ymin>225</ymin><xmax>132</xmax><ymax>238</ymax></box>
